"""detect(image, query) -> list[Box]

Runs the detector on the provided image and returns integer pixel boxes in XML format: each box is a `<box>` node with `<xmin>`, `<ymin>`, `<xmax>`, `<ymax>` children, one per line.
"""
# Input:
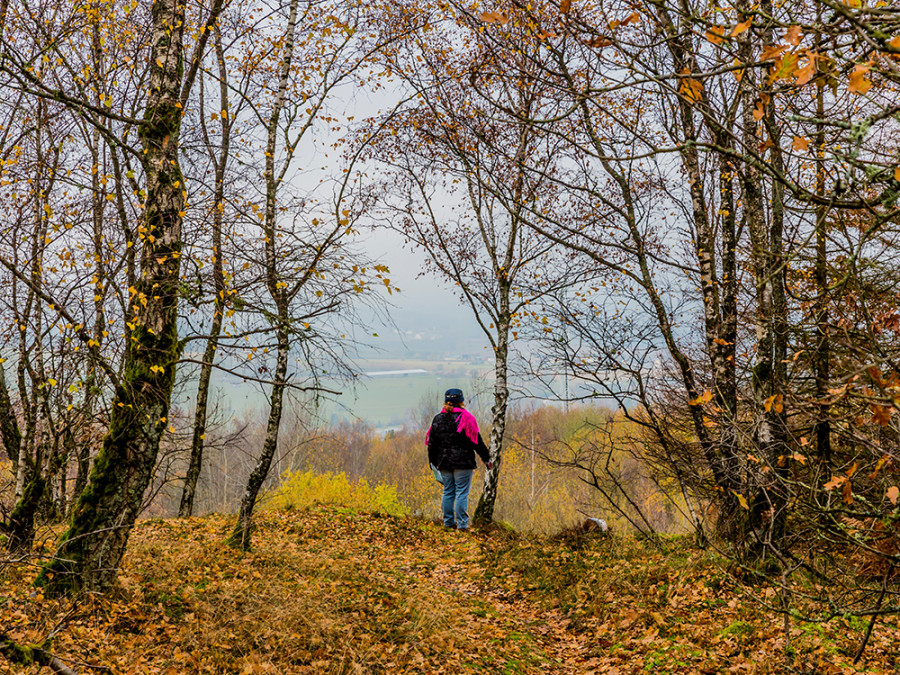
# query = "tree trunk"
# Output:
<box><xmin>179</xmin><ymin>28</ymin><xmax>230</xmax><ymax>518</ymax></box>
<box><xmin>813</xmin><ymin>25</ymin><xmax>831</xmax><ymax>469</ymax></box>
<box><xmin>0</xmin><ymin>368</ymin><xmax>21</xmax><ymax>470</ymax></box>
<box><xmin>71</xmin><ymin>437</ymin><xmax>92</xmax><ymax>510</ymax></box>
<box><xmin>4</xmin><ymin>459</ymin><xmax>44</xmax><ymax>551</ymax></box>
<box><xmin>736</xmin><ymin>0</ymin><xmax>788</xmax><ymax>553</ymax></box>
<box><xmin>36</xmin><ymin>0</ymin><xmax>188</xmax><ymax>594</ymax></box>
<box><xmin>226</xmin><ymin>327</ymin><xmax>289</xmax><ymax>550</ymax></box>
<box><xmin>473</xmin><ymin>302</ymin><xmax>510</xmax><ymax>525</ymax></box>
<box><xmin>226</xmin><ymin>0</ymin><xmax>298</xmax><ymax>549</ymax></box>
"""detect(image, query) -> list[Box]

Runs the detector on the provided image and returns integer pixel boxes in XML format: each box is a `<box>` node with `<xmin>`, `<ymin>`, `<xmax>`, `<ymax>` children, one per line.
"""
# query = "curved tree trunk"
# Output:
<box><xmin>226</xmin><ymin>327</ymin><xmax>289</xmax><ymax>550</ymax></box>
<box><xmin>226</xmin><ymin>0</ymin><xmax>298</xmax><ymax>549</ymax></box>
<box><xmin>36</xmin><ymin>0</ymin><xmax>190</xmax><ymax>595</ymax></box>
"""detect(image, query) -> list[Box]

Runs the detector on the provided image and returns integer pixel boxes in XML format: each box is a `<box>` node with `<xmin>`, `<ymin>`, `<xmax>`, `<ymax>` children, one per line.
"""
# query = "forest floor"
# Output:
<box><xmin>2</xmin><ymin>506</ymin><xmax>899</xmax><ymax>674</ymax></box>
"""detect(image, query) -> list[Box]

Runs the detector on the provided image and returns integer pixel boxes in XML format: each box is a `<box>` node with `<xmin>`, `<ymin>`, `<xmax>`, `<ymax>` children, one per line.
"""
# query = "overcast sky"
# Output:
<box><xmin>355</xmin><ymin>229</ymin><xmax>489</xmax><ymax>361</ymax></box>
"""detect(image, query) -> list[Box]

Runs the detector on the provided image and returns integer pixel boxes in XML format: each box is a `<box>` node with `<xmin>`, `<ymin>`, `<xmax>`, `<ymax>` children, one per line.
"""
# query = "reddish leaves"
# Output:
<box><xmin>870</xmin><ymin>403</ymin><xmax>893</xmax><ymax>426</ymax></box>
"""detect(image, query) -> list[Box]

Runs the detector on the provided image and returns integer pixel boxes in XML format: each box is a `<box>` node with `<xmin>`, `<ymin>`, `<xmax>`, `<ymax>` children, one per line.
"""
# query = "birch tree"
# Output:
<box><xmin>225</xmin><ymin>0</ymin><xmax>393</xmax><ymax>549</ymax></box>
<box><xmin>373</xmin><ymin>2</ymin><xmax>587</xmax><ymax>524</ymax></box>
<box><xmin>0</xmin><ymin>0</ymin><xmax>228</xmax><ymax>593</ymax></box>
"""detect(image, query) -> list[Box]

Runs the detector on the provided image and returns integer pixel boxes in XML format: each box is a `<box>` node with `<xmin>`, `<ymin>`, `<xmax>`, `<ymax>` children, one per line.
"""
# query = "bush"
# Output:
<box><xmin>267</xmin><ymin>469</ymin><xmax>410</xmax><ymax>517</ymax></box>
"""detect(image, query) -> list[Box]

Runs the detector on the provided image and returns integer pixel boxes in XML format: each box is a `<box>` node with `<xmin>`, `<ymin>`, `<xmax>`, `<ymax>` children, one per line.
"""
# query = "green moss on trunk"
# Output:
<box><xmin>5</xmin><ymin>471</ymin><xmax>45</xmax><ymax>551</ymax></box>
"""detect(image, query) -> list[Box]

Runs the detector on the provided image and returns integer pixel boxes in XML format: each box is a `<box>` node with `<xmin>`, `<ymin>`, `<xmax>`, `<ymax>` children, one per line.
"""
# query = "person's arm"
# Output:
<box><xmin>474</xmin><ymin>432</ymin><xmax>492</xmax><ymax>467</ymax></box>
<box><xmin>427</xmin><ymin>421</ymin><xmax>440</xmax><ymax>467</ymax></box>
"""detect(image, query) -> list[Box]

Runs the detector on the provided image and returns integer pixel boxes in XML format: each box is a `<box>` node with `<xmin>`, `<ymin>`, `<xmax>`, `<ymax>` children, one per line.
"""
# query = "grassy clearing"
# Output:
<box><xmin>1</xmin><ymin>507</ymin><xmax>898</xmax><ymax>674</ymax></box>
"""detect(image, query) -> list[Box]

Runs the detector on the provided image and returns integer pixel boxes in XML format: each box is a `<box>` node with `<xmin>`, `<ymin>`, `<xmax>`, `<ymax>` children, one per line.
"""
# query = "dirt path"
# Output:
<box><xmin>417</xmin><ymin>533</ymin><xmax>595</xmax><ymax>674</ymax></box>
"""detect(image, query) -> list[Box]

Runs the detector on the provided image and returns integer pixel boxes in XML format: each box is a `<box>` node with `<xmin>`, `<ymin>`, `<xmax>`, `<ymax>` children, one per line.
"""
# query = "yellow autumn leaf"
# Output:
<box><xmin>689</xmin><ymin>390</ymin><xmax>713</xmax><ymax>406</ymax></box>
<box><xmin>679</xmin><ymin>76</ymin><xmax>704</xmax><ymax>103</ymax></box>
<box><xmin>731</xmin><ymin>490</ymin><xmax>749</xmax><ymax>510</ymax></box>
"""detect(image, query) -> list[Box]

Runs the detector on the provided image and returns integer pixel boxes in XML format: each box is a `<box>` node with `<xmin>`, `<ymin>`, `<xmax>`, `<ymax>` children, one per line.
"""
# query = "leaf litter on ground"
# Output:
<box><xmin>1</xmin><ymin>506</ymin><xmax>899</xmax><ymax>674</ymax></box>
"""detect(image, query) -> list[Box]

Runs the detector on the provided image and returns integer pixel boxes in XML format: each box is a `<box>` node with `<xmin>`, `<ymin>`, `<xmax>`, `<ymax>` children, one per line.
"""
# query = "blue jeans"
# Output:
<box><xmin>440</xmin><ymin>469</ymin><xmax>473</xmax><ymax>529</ymax></box>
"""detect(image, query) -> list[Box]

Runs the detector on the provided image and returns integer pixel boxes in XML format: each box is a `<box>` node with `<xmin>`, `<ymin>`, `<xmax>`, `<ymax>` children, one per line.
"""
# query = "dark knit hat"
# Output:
<box><xmin>444</xmin><ymin>388</ymin><xmax>464</xmax><ymax>405</ymax></box>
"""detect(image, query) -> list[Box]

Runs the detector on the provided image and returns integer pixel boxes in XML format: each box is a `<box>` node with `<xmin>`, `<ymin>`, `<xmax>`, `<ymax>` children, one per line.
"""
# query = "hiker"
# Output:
<box><xmin>426</xmin><ymin>388</ymin><xmax>492</xmax><ymax>530</ymax></box>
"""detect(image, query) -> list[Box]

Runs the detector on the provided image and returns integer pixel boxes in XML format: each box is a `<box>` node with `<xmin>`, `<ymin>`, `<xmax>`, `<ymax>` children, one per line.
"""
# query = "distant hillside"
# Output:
<box><xmin>3</xmin><ymin>508</ymin><xmax>898</xmax><ymax>673</ymax></box>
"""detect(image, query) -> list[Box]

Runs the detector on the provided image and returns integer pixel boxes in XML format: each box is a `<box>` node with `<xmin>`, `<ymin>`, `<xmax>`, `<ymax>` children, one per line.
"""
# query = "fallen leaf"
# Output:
<box><xmin>823</xmin><ymin>475</ymin><xmax>846</xmax><ymax>490</ymax></box>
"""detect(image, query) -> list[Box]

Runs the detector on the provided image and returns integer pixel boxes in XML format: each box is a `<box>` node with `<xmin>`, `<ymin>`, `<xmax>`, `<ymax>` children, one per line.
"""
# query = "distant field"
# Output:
<box><xmin>205</xmin><ymin>359</ymin><xmax>496</xmax><ymax>430</ymax></box>
<box><xmin>359</xmin><ymin>357</ymin><xmax>492</xmax><ymax>374</ymax></box>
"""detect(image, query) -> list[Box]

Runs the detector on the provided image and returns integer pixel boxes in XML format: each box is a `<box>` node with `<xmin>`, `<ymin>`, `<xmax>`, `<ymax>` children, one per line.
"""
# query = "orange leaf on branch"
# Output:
<box><xmin>560</xmin><ymin>0</ymin><xmax>571</xmax><ymax>13</ymax></box>
<box><xmin>842</xmin><ymin>479</ymin><xmax>854</xmax><ymax>505</ymax></box>
<box><xmin>849</xmin><ymin>63</ymin><xmax>872</xmax><ymax>94</ymax></box>
<box><xmin>585</xmin><ymin>36</ymin><xmax>613</xmax><ymax>48</ymax></box>
<box><xmin>752</xmin><ymin>100</ymin><xmax>765</xmax><ymax>121</ymax></box>
<box><xmin>792</xmin><ymin>136</ymin><xmax>809</xmax><ymax>151</ymax></box>
<box><xmin>772</xmin><ymin>53</ymin><xmax>799</xmax><ymax>81</ymax></box>
<box><xmin>730</xmin><ymin>19</ymin><xmax>751</xmax><ymax>37</ymax></box>
<box><xmin>689</xmin><ymin>389</ymin><xmax>713</xmax><ymax>406</ymax></box>
<box><xmin>763</xmin><ymin>393</ymin><xmax>783</xmax><ymax>413</ymax></box>
<box><xmin>784</xmin><ymin>25</ymin><xmax>802</xmax><ymax>46</ymax></box>
<box><xmin>681</xmin><ymin>79</ymin><xmax>704</xmax><ymax>102</ymax></box>
<box><xmin>761</xmin><ymin>45</ymin><xmax>787</xmax><ymax>61</ymax></box>
<box><xmin>888</xmin><ymin>486</ymin><xmax>899</xmax><ymax>506</ymax></box>
<box><xmin>823</xmin><ymin>475</ymin><xmax>846</xmax><ymax>491</ymax></box>
<box><xmin>479</xmin><ymin>11</ymin><xmax>509</xmax><ymax>24</ymax></box>
<box><xmin>795</xmin><ymin>54</ymin><xmax>817</xmax><ymax>85</ymax></box>
<box><xmin>705</xmin><ymin>26</ymin><xmax>725</xmax><ymax>44</ymax></box>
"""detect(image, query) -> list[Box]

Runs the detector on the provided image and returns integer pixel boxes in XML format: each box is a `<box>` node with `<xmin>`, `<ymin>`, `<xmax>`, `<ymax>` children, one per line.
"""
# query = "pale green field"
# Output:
<box><xmin>206</xmin><ymin>359</ymin><xmax>495</xmax><ymax>430</ymax></box>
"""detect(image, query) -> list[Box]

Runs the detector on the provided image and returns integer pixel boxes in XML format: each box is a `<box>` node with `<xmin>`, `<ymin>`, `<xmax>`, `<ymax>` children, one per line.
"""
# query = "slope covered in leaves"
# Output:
<box><xmin>2</xmin><ymin>507</ymin><xmax>898</xmax><ymax>674</ymax></box>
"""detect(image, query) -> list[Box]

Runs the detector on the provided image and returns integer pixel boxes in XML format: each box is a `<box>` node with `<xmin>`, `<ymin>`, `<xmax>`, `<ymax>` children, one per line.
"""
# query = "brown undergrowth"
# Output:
<box><xmin>1</xmin><ymin>507</ymin><xmax>898</xmax><ymax>674</ymax></box>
